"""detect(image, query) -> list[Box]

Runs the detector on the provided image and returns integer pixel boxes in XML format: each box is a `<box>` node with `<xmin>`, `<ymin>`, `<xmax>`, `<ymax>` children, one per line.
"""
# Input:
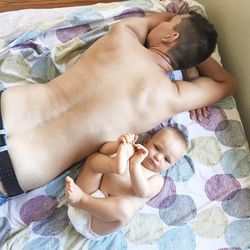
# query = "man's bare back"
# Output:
<box><xmin>1</xmin><ymin>24</ymin><xmax>175</xmax><ymax>191</ymax></box>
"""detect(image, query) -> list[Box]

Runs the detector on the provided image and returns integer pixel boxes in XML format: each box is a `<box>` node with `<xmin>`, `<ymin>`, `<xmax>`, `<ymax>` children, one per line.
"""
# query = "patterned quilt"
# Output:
<box><xmin>0</xmin><ymin>1</ymin><xmax>250</xmax><ymax>249</ymax></box>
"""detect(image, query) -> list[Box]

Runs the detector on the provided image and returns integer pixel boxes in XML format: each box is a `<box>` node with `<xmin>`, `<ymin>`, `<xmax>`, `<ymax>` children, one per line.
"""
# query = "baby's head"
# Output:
<box><xmin>142</xmin><ymin>127</ymin><xmax>188</xmax><ymax>173</ymax></box>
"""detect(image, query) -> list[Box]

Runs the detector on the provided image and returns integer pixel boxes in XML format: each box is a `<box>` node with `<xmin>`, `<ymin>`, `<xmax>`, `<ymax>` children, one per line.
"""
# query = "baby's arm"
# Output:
<box><xmin>129</xmin><ymin>144</ymin><xmax>164</xmax><ymax>198</ymax></box>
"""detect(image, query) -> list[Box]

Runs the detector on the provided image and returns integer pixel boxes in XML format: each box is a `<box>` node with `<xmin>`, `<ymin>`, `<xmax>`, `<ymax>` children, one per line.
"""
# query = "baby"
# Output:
<box><xmin>66</xmin><ymin>127</ymin><xmax>187</xmax><ymax>240</ymax></box>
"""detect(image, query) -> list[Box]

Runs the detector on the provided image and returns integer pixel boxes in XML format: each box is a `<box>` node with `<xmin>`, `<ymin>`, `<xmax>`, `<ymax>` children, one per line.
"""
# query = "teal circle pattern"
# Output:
<box><xmin>23</xmin><ymin>237</ymin><xmax>61</xmax><ymax>250</ymax></box>
<box><xmin>225</xmin><ymin>220</ymin><xmax>250</xmax><ymax>249</ymax></box>
<box><xmin>167</xmin><ymin>155</ymin><xmax>195</xmax><ymax>182</ymax></box>
<box><xmin>32</xmin><ymin>205</ymin><xmax>69</xmax><ymax>236</ymax></box>
<box><xmin>88</xmin><ymin>230</ymin><xmax>127</xmax><ymax>250</ymax></box>
<box><xmin>159</xmin><ymin>195</ymin><xmax>197</xmax><ymax>226</ymax></box>
<box><xmin>222</xmin><ymin>189</ymin><xmax>250</xmax><ymax>219</ymax></box>
<box><xmin>31</xmin><ymin>56</ymin><xmax>60</xmax><ymax>83</ymax></box>
<box><xmin>0</xmin><ymin>217</ymin><xmax>11</xmax><ymax>247</ymax></box>
<box><xmin>68</xmin><ymin>8</ymin><xmax>104</xmax><ymax>26</ymax></box>
<box><xmin>215</xmin><ymin>120</ymin><xmax>246</xmax><ymax>147</ymax></box>
<box><xmin>158</xmin><ymin>225</ymin><xmax>196</xmax><ymax>250</ymax></box>
<box><xmin>214</xmin><ymin>96</ymin><xmax>236</xmax><ymax>110</ymax></box>
<box><xmin>221</xmin><ymin>149</ymin><xmax>250</xmax><ymax>178</ymax></box>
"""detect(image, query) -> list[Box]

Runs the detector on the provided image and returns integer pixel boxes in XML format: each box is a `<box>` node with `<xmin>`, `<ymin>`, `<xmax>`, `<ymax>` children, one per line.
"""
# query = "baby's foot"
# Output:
<box><xmin>65</xmin><ymin>176</ymin><xmax>87</xmax><ymax>208</ymax></box>
<box><xmin>115</xmin><ymin>143</ymin><xmax>134</xmax><ymax>174</ymax></box>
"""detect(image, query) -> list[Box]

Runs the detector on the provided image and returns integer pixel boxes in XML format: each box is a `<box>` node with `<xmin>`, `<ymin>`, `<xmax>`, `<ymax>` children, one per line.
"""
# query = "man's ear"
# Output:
<box><xmin>161</xmin><ymin>32</ymin><xmax>179</xmax><ymax>43</ymax></box>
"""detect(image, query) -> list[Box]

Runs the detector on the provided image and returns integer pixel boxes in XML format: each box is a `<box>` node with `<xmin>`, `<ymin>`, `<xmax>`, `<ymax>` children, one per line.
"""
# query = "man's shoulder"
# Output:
<box><xmin>109</xmin><ymin>22</ymin><xmax>141</xmax><ymax>42</ymax></box>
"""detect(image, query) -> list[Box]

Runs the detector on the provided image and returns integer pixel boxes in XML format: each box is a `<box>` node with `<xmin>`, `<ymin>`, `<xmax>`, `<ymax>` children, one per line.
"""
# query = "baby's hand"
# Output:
<box><xmin>130</xmin><ymin>144</ymin><xmax>148</xmax><ymax>165</ymax></box>
<box><xmin>118</xmin><ymin>134</ymin><xmax>138</xmax><ymax>145</ymax></box>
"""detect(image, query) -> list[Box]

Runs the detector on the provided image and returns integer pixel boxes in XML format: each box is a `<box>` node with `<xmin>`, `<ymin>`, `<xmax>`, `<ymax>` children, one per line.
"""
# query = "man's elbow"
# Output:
<box><xmin>227</xmin><ymin>76</ymin><xmax>238</xmax><ymax>96</ymax></box>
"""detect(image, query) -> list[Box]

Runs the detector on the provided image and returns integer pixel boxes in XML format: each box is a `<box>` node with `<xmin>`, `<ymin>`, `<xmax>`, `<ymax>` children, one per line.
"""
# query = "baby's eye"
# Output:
<box><xmin>164</xmin><ymin>157</ymin><xmax>170</xmax><ymax>163</ymax></box>
<box><xmin>154</xmin><ymin>145</ymin><xmax>159</xmax><ymax>150</ymax></box>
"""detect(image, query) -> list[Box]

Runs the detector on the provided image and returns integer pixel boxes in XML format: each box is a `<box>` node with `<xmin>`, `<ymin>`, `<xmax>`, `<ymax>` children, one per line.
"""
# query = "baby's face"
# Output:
<box><xmin>142</xmin><ymin>130</ymin><xmax>186</xmax><ymax>173</ymax></box>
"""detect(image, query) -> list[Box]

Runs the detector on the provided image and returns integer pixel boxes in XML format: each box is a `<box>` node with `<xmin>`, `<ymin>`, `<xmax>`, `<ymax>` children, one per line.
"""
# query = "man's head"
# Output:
<box><xmin>167</xmin><ymin>11</ymin><xmax>217</xmax><ymax>69</ymax></box>
<box><xmin>147</xmin><ymin>12</ymin><xmax>217</xmax><ymax>70</ymax></box>
<box><xmin>142</xmin><ymin>127</ymin><xmax>188</xmax><ymax>173</ymax></box>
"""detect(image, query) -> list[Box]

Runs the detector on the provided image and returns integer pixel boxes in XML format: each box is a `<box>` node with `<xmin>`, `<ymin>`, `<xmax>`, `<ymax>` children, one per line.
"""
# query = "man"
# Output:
<box><xmin>0</xmin><ymin>11</ymin><xmax>236</xmax><ymax>197</ymax></box>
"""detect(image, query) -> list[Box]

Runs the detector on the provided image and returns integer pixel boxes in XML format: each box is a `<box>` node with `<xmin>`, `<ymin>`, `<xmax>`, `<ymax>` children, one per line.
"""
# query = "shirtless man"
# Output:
<box><xmin>0</xmin><ymin>11</ymin><xmax>236</xmax><ymax>197</ymax></box>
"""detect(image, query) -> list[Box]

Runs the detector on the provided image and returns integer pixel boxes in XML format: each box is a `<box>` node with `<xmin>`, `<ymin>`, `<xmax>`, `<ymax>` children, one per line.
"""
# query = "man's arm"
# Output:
<box><xmin>182</xmin><ymin>67</ymin><xmax>211</xmax><ymax>121</ymax></box>
<box><xmin>111</xmin><ymin>12</ymin><xmax>176</xmax><ymax>44</ymax></box>
<box><xmin>169</xmin><ymin>57</ymin><xmax>237</xmax><ymax>114</ymax></box>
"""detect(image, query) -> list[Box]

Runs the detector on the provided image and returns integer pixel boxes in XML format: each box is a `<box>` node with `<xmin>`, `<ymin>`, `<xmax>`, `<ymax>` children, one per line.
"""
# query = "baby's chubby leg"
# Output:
<box><xmin>90</xmin><ymin>197</ymin><xmax>134</xmax><ymax>236</ymax></box>
<box><xmin>86</xmin><ymin>134</ymin><xmax>138</xmax><ymax>175</ymax></box>
<box><xmin>115</xmin><ymin>133</ymin><xmax>138</xmax><ymax>174</ymax></box>
<box><xmin>66</xmin><ymin>176</ymin><xmax>135</xmax><ymax>235</ymax></box>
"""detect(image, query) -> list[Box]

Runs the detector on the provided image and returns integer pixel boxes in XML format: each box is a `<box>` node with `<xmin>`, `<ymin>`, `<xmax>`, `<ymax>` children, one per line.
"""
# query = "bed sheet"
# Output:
<box><xmin>0</xmin><ymin>0</ymin><xmax>250</xmax><ymax>249</ymax></box>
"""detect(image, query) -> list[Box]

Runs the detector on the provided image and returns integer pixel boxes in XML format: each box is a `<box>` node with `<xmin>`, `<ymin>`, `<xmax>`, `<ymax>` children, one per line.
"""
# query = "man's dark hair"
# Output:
<box><xmin>167</xmin><ymin>11</ymin><xmax>217</xmax><ymax>70</ymax></box>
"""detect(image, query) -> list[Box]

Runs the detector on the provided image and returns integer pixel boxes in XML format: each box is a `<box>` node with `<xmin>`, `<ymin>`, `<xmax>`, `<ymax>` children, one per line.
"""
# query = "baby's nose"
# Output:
<box><xmin>154</xmin><ymin>154</ymin><xmax>161</xmax><ymax>162</ymax></box>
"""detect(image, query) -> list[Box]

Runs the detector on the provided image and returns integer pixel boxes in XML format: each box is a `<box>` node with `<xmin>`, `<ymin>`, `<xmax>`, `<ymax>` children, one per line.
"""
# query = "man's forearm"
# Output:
<box><xmin>196</xmin><ymin>57</ymin><xmax>237</xmax><ymax>96</ymax></box>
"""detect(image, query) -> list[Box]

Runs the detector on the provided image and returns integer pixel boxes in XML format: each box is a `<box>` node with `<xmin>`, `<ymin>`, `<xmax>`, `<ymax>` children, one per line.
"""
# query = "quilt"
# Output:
<box><xmin>0</xmin><ymin>1</ymin><xmax>250</xmax><ymax>249</ymax></box>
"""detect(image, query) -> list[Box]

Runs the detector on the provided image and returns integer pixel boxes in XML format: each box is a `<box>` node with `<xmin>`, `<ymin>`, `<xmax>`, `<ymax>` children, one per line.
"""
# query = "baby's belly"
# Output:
<box><xmin>100</xmin><ymin>174</ymin><xmax>150</xmax><ymax>211</ymax></box>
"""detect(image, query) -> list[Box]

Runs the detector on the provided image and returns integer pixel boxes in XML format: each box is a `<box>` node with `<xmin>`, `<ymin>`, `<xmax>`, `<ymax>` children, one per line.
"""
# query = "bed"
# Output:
<box><xmin>0</xmin><ymin>0</ymin><xmax>250</xmax><ymax>249</ymax></box>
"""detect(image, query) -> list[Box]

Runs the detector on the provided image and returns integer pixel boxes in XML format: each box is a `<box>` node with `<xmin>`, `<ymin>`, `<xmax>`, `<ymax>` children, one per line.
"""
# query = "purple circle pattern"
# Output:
<box><xmin>20</xmin><ymin>195</ymin><xmax>58</xmax><ymax>224</ymax></box>
<box><xmin>205</xmin><ymin>174</ymin><xmax>241</xmax><ymax>201</ymax></box>
<box><xmin>114</xmin><ymin>8</ymin><xmax>144</xmax><ymax>21</ymax></box>
<box><xmin>198</xmin><ymin>107</ymin><xmax>227</xmax><ymax>131</ymax></box>
<box><xmin>56</xmin><ymin>25</ymin><xmax>91</xmax><ymax>43</ymax></box>
<box><xmin>147</xmin><ymin>176</ymin><xmax>176</xmax><ymax>208</ymax></box>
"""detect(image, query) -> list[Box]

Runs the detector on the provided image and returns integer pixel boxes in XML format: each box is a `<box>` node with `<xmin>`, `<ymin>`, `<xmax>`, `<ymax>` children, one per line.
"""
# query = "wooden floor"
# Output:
<box><xmin>0</xmin><ymin>0</ymin><xmax>120</xmax><ymax>13</ymax></box>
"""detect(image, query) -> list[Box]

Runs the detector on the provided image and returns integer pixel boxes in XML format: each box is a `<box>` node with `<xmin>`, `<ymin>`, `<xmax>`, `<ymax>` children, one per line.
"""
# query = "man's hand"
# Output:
<box><xmin>189</xmin><ymin>106</ymin><xmax>211</xmax><ymax>121</ymax></box>
<box><xmin>166</xmin><ymin>0</ymin><xmax>189</xmax><ymax>14</ymax></box>
<box><xmin>182</xmin><ymin>67</ymin><xmax>199</xmax><ymax>81</ymax></box>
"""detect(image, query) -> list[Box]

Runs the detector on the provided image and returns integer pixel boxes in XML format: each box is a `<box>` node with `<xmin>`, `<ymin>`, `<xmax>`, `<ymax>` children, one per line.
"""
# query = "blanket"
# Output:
<box><xmin>0</xmin><ymin>1</ymin><xmax>250</xmax><ymax>249</ymax></box>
